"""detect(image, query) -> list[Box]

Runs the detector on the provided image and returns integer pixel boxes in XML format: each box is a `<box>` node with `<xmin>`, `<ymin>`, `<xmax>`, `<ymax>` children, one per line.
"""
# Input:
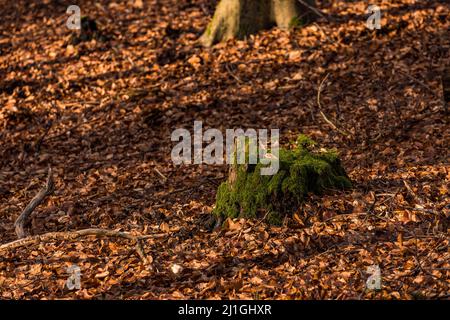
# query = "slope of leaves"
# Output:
<box><xmin>0</xmin><ymin>0</ymin><xmax>448</xmax><ymax>299</ymax></box>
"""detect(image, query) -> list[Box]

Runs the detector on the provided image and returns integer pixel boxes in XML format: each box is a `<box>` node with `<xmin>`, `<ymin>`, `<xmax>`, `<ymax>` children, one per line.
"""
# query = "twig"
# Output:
<box><xmin>44</xmin><ymin>117</ymin><xmax>103</xmax><ymax>142</ymax></box>
<box><xmin>225</xmin><ymin>63</ymin><xmax>243</xmax><ymax>83</ymax></box>
<box><xmin>297</xmin><ymin>0</ymin><xmax>328</xmax><ymax>21</ymax></box>
<box><xmin>254</xmin><ymin>211</ymin><xmax>270</xmax><ymax>228</ymax></box>
<box><xmin>403</xmin><ymin>180</ymin><xmax>424</xmax><ymax>205</ymax></box>
<box><xmin>154</xmin><ymin>168</ymin><xmax>168</xmax><ymax>181</ymax></box>
<box><xmin>14</xmin><ymin>167</ymin><xmax>55</xmax><ymax>239</ymax></box>
<box><xmin>34</xmin><ymin>120</ymin><xmax>53</xmax><ymax>154</ymax></box>
<box><xmin>205</xmin><ymin>177</ymin><xmax>221</xmax><ymax>187</ymax></box>
<box><xmin>166</xmin><ymin>186</ymin><xmax>192</xmax><ymax>196</ymax></box>
<box><xmin>398</xmin><ymin>70</ymin><xmax>437</xmax><ymax>97</ymax></box>
<box><xmin>231</xmin><ymin>211</ymin><xmax>271</xmax><ymax>247</ymax></box>
<box><xmin>317</xmin><ymin>73</ymin><xmax>350</xmax><ymax>137</ymax></box>
<box><xmin>199</xmin><ymin>3</ymin><xmax>209</xmax><ymax>16</ymax></box>
<box><xmin>313</xmin><ymin>22</ymin><xmax>334</xmax><ymax>44</ymax></box>
<box><xmin>324</xmin><ymin>212</ymin><xmax>368</xmax><ymax>222</ymax></box>
<box><xmin>411</xmin><ymin>230</ymin><xmax>446</xmax><ymax>283</ymax></box>
<box><xmin>0</xmin><ymin>228</ymin><xmax>151</xmax><ymax>265</ymax></box>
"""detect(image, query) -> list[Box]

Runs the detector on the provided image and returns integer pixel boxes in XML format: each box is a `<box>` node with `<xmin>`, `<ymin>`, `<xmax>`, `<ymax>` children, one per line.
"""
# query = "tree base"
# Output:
<box><xmin>213</xmin><ymin>135</ymin><xmax>352</xmax><ymax>225</ymax></box>
<box><xmin>200</xmin><ymin>0</ymin><xmax>316</xmax><ymax>47</ymax></box>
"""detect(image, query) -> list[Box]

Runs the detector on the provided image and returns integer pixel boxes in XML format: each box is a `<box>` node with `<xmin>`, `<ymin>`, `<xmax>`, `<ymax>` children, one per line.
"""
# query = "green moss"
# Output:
<box><xmin>205</xmin><ymin>22</ymin><xmax>212</xmax><ymax>36</ymax></box>
<box><xmin>288</xmin><ymin>15</ymin><xmax>304</xmax><ymax>29</ymax></box>
<box><xmin>213</xmin><ymin>135</ymin><xmax>352</xmax><ymax>224</ymax></box>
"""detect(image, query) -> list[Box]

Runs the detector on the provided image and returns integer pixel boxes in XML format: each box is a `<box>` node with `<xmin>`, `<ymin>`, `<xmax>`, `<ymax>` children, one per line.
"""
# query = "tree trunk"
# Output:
<box><xmin>200</xmin><ymin>0</ymin><xmax>316</xmax><ymax>47</ymax></box>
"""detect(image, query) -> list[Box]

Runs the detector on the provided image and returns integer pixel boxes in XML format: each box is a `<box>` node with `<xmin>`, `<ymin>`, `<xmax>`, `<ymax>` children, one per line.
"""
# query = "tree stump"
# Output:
<box><xmin>213</xmin><ymin>135</ymin><xmax>352</xmax><ymax>224</ymax></box>
<box><xmin>200</xmin><ymin>0</ymin><xmax>316</xmax><ymax>47</ymax></box>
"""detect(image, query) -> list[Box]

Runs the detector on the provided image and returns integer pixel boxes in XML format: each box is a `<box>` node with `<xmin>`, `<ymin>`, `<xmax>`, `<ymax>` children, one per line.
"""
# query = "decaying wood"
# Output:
<box><xmin>0</xmin><ymin>228</ymin><xmax>151</xmax><ymax>265</ymax></box>
<box><xmin>14</xmin><ymin>167</ymin><xmax>55</xmax><ymax>239</ymax></box>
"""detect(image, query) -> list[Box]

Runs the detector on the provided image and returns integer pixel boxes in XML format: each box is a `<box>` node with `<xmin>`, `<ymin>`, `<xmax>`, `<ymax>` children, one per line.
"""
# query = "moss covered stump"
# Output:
<box><xmin>213</xmin><ymin>135</ymin><xmax>352</xmax><ymax>224</ymax></box>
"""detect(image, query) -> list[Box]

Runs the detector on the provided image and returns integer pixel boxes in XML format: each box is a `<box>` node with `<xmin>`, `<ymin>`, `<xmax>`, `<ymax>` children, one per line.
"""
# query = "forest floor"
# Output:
<box><xmin>0</xmin><ymin>0</ymin><xmax>448</xmax><ymax>299</ymax></box>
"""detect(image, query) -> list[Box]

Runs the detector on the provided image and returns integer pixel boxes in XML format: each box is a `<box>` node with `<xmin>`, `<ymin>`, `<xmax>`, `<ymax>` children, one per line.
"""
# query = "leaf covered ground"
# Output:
<box><xmin>0</xmin><ymin>0</ymin><xmax>448</xmax><ymax>299</ymax></box>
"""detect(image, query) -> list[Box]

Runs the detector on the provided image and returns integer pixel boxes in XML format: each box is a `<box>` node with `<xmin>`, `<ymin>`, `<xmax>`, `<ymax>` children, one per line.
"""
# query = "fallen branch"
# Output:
<box><xmin>297</xmin><ymin>0</ymin><xmax>328</xmax><ymax>21</ymax></box>
<box><xmin>317</xmin><ymin>73</ymin><xmax>350</xmax><ymax>137</ymax></box>
<box><xmin>14</xmin><ymin>167</ymin><xmax>55</xmax><ymax>239</ymax></box>
<box><xmin>0</xmin><ymin>228</ymin><xmax>151</xmax><ymax>265</ymax></box>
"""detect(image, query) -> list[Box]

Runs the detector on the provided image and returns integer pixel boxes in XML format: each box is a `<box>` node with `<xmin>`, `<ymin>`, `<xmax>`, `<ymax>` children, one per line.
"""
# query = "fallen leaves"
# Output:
<box><xmin>0</xmin><ymin>0</ymin><xmax>448</xmax><ymax>300</ymax></box>
<box><xmin>223</xmin><ymin>218</ymin><xmax>242</xmax><ymax>232</ymax></box>
<box><xmin>159</xmin><ymin>222</ymin><xmax>170</xmax><ymax>233</ymax></box>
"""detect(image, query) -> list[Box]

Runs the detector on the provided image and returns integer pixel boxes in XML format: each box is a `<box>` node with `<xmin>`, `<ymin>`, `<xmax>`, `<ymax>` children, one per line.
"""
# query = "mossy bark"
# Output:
<box><xmin>213</xmin><ymin>135</ymin><xmax>352</xmax><ymax>224</ymax></box>
<box><xmin>200</xmin><ymin>0</ymin><xmax>316</xmax><ymax>47</ymax></box>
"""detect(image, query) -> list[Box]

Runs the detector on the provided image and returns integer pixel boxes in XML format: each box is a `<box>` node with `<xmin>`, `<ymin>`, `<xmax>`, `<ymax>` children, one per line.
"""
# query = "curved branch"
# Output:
<box><xmin>14</xmin><ymin>167</ymin><xmax>55</xmax><ymax>239</ymax></box>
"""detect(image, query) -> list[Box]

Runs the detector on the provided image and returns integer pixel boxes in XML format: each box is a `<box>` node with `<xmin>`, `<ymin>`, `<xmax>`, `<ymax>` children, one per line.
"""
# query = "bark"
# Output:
<box><xmin>200</xmin><ymin>0</ymin><xmax>316</xmax><ymax>47</ymax></box>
